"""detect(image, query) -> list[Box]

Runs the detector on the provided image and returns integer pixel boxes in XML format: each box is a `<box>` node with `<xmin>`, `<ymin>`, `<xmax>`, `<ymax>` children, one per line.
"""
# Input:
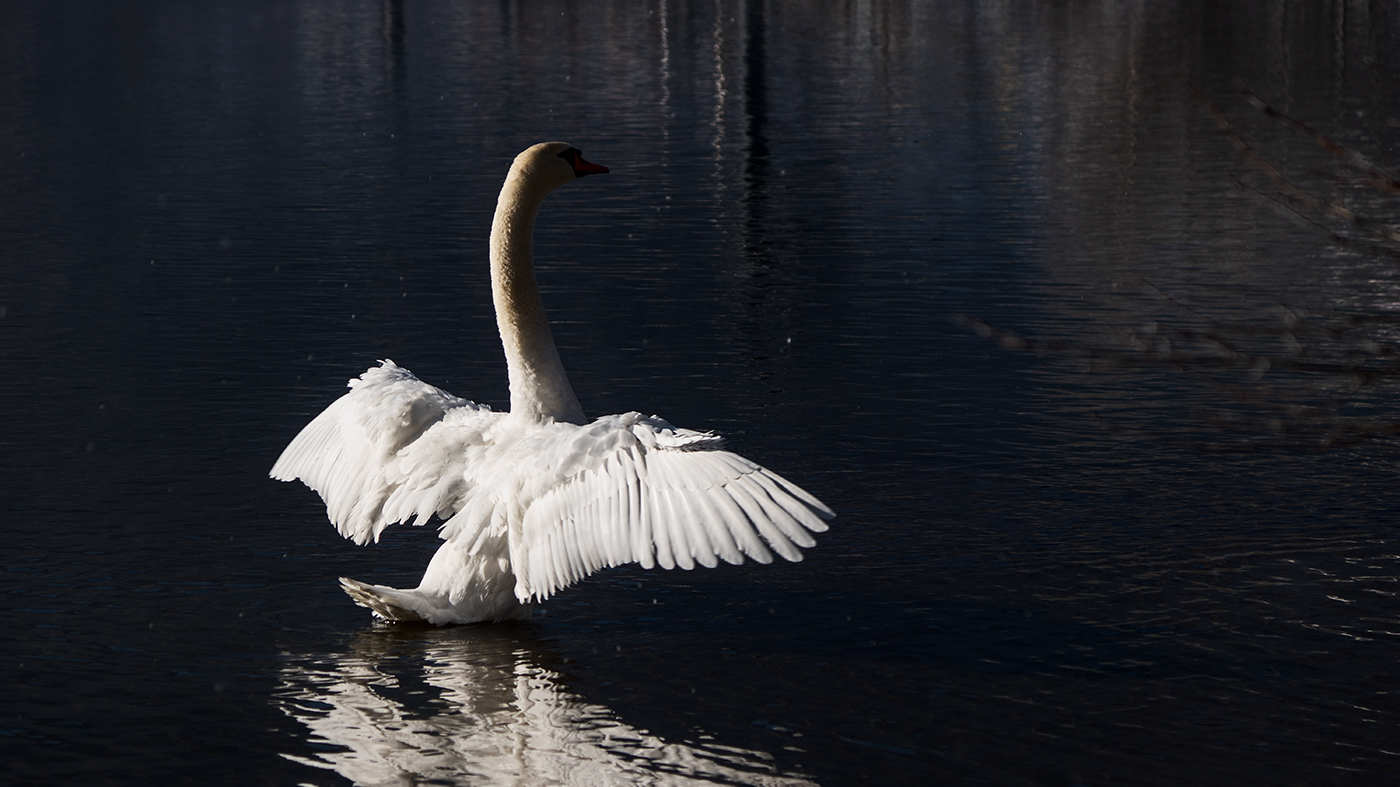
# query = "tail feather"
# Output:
<box><xmin>338</xmin><ymin>577</ymin><xmax>427</xmax><ymax>623</ymax></box>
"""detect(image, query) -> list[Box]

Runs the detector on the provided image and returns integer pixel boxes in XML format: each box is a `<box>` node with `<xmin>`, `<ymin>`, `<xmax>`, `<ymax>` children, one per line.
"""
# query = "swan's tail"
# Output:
<box><xmin>338</xmin><ymin>577</ymin><xmax>427</xmax><ymax>623</ymax></box>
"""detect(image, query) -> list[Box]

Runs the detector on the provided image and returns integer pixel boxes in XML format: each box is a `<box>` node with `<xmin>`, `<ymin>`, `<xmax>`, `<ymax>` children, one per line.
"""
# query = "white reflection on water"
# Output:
<box><xmin>277</xmin><ymin>628</ymin><xmax>815</xmax><ymax>787</ymax></box>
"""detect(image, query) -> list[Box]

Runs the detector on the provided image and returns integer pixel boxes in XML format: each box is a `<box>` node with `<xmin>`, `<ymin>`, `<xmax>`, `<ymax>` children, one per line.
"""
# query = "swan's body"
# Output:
<box><xmin>271</xmin><ymin>142</ymin><xmax>833</xmax><ymax>625</ymax></box>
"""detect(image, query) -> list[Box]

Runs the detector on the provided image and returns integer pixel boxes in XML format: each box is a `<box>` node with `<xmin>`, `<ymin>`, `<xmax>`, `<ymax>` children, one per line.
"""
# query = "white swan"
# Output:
<box><xmin>270</xmin><ymin>142</ymin><xmax>833</xmax><ymax>625</ymax></box>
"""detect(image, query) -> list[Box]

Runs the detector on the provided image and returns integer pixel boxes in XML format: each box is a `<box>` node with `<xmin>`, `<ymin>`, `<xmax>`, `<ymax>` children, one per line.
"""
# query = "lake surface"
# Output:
<box><xmin>4</xmin><ymin>1</ymin><xmax>1399</xmax><ymax>784</ymax></box>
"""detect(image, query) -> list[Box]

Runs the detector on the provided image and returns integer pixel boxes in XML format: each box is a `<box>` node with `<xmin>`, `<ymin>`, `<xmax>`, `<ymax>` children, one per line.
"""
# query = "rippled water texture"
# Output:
<box><xmin>3</xmin><ymin>1</ymin><xmax>1399</xmax><ymax>785</ymax></box>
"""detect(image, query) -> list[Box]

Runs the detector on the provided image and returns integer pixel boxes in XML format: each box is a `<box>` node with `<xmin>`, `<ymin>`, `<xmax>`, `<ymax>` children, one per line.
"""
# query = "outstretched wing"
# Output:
<box><xmin>270</xmin><ymin>360</ymin><xmax>503</xmax><ymax>545</ymax></box>
<box><xmin>508</xmin><ymin>412</ymin><xmax>834</xmax><ymax>602</ymax></box>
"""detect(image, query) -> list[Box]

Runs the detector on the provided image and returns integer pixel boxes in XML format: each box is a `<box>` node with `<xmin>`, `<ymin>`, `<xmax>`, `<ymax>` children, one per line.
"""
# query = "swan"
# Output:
<box><xmin>270</xmin><ymin>142</ymin><xmax>833</xmax><ymax>625</ymax></box>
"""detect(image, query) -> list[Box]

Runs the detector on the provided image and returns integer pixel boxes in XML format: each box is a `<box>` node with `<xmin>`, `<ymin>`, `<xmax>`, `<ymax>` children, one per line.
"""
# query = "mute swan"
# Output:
<box><xmin>270</xmin><ymin>142</ymin><xmax>833</xmax><ymax>625</ymax></box>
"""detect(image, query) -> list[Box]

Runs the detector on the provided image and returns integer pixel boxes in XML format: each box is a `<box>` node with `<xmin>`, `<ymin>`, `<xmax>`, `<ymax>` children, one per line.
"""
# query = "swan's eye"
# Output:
<box><xmin>557</xmin><ymin>148</ymin><xmax>582</xmax><ymax>166</ymax></box>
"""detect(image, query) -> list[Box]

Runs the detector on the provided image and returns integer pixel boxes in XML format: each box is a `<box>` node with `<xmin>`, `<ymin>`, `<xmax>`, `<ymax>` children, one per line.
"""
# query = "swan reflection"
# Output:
<box><xmin>277</xmin><ymin>625</ymin><xmax>816</xmax><ymax>786</ymax></box>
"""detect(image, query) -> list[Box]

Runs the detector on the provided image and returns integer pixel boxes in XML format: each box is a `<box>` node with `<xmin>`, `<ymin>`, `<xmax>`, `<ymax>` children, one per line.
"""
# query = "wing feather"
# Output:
<box><xmin>695</xmin><ymin>466</ymin><xmax>774</xmax><ymax>564</ymax></box>
<box><xmin>628</xmin><ymin>449</ymin><xmax>657</xmax><ymax>570</ymax></box>
<box><xmin>666</xmin><ymin>492</ymin><xmax>697</xmax><ymax>572</ymax></box>
<box><xmin>270</xmin><ymin>360</ymin><xmax>501</xmax><ymax>545</ymax></box>
<box><xmin>719</xmin><ymin>456</ymin><xmax>818</xmax><ymax>550</ymax></box>
<box><xmin>724</xmin><ymin>476</ymin><xmax>803</xmax><ymax>563</ymax></box>
<box><xmin>601</xmin><ymin>457</ymin><xmax>623</xmax><ymax>566</ymax></box>
<box><xmin>512</xmin><ymin>413</ymin><xmax>831</xmax><ymax>601</ymax></box>
<box><xmin>680</xmin><ymin>485</ymin><xmax>720</xmax><ymax>569</ymax></box>
<box><xmin>625</xmin><ymin>452</ymin><xmax>644</xmax><ymax>565</ymax></box>
<box><xmin>647</xmin><ymin>451</ymin><xmax>686</xmax><ymax>571</ymax></box>
<box><xmin>664</xmin><ymin>457</ymin><xmax>717</xmax><ymax>569</ymax></box>
<box><xmin>683</xmin><ymin>480</ymin><xmax>745</xmax><ymax>566</ymax></box>
<box><xmin>652</xmin><ymin>487</ymin><xmax>680</xmax><ymax>571</ymax></box>
<box><xmin>764</xmin><ymin>468</ymin><xmax>836</xmax><ymax>519</ymax></box>
<box><xmin>749</xmin><ymin>470</ymin><xmax>832</xmax><ymax>534</ymax></box>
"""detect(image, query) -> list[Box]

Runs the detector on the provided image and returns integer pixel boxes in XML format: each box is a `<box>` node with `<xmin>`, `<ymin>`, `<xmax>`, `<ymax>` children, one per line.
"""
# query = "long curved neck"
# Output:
<box><xmin>490</xmin><ymin>173</ymin><xmax>586</xmax><ymax>425</ymax></box>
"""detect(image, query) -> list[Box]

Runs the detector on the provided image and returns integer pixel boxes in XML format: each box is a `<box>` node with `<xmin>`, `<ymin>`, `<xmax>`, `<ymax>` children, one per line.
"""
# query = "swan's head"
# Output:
<box><xmin>510</xmin><ymin>141</ymin><xmax>609</xmax><ymax>195</ymax></box>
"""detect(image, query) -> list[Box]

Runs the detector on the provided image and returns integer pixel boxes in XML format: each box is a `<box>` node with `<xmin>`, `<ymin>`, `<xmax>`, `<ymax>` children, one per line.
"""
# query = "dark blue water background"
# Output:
<box><xmin>4</xmin><ymin>1</ymin><xmax>1399</xmax><ymax>784</ymax></box>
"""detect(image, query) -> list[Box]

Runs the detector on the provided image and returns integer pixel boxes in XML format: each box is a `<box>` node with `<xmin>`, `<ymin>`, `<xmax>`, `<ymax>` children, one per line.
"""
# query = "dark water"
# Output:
<box><xmin>4</xmin><ymin>1</ymin><xmax>1400</xmax><ymax>784</ymax></box>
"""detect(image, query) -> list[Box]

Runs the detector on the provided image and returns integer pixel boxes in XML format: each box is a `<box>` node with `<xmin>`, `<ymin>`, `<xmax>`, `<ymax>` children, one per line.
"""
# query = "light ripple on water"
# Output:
<box><xmin>276</xmin><ymin>628</ymin><xmax>817</xmax><ymax>787</ymax></box>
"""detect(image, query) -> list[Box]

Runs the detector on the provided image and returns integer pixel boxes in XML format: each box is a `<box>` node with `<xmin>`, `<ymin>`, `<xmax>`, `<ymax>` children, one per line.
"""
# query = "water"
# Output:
<box><xmin>3</xmin><ymin>1</ymin><xmax>1399</xmax><ymax>784</ymax></box>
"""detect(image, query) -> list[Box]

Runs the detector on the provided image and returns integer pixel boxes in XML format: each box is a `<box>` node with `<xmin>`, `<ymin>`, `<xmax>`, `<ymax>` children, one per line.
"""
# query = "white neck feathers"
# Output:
<box><xmin>490</xmin><ymin>163</ymin><xmax>586</xmax><ymax>425</ymax></box>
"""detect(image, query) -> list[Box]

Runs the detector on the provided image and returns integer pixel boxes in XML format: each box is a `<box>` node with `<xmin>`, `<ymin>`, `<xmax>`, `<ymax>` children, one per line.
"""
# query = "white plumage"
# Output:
<box><xmin>271</xmin><ymin>142</ymin><xmax>833</xmax><ymax>625</ymax></box>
